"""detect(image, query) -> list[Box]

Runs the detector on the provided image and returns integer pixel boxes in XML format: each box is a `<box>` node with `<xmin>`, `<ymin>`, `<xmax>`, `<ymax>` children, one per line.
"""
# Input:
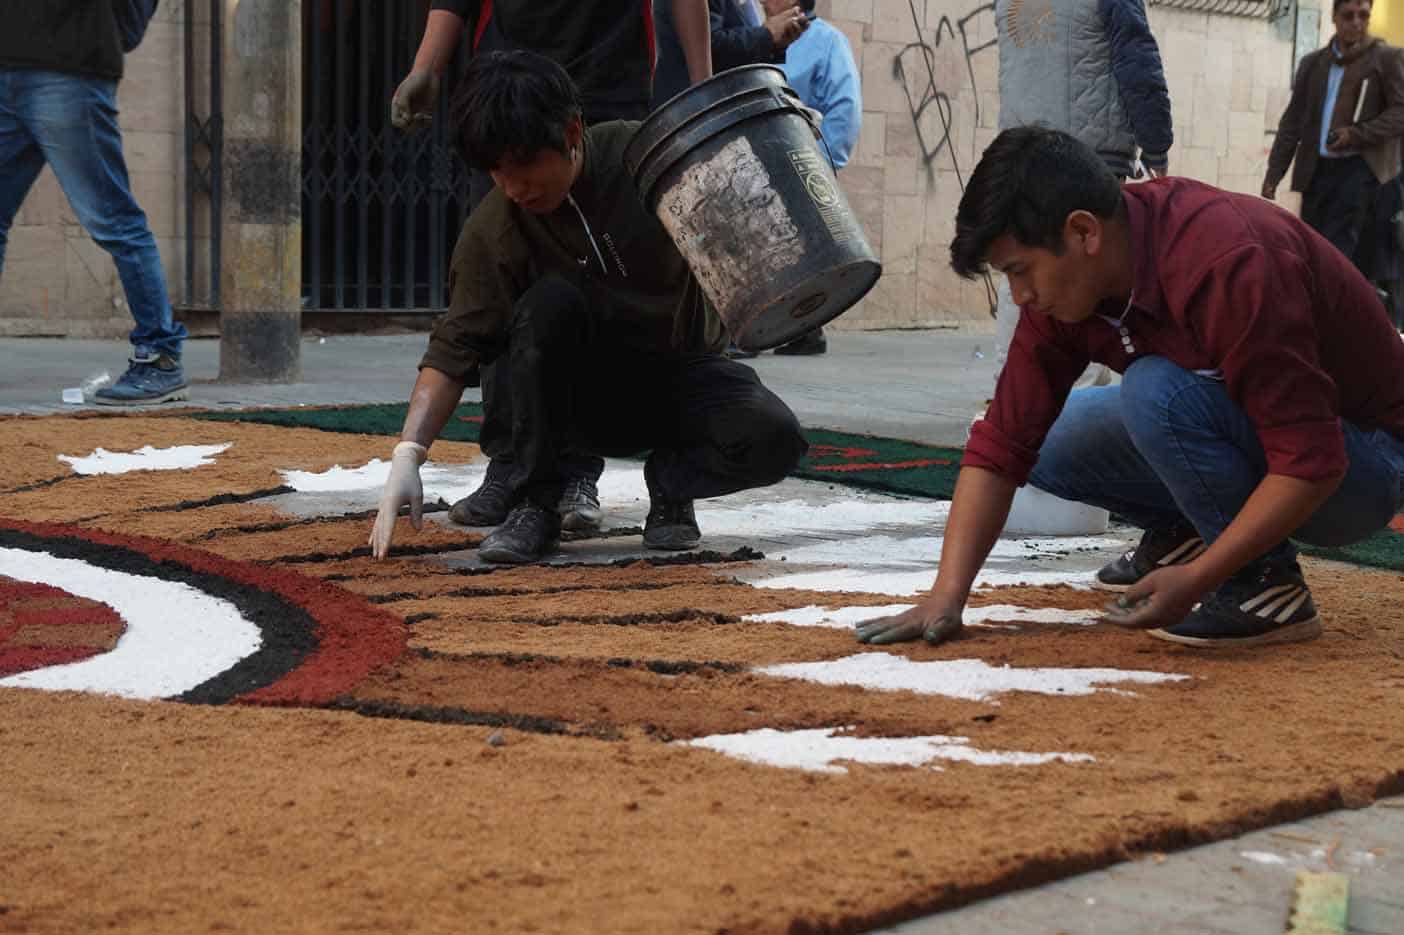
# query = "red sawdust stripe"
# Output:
<box><xmin>0</xmin><ymin>517</ymin><xmax>407</xmax><ymax>705</ymax></box>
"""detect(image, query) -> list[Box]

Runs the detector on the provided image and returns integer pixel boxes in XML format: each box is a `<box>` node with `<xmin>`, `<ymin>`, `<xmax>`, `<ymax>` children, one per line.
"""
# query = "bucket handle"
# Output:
<box><xmin>635</xmin><ymin>87</ymin><xmax>831</xmax><ymax>205</ymax></box>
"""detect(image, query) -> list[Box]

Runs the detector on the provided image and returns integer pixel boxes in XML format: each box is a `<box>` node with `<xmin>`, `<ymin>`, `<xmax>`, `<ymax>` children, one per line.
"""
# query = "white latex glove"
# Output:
<box><xmin>369</xmin><ymin>441</ymin><xmax>427</xmax><ymax>560</ymax></box>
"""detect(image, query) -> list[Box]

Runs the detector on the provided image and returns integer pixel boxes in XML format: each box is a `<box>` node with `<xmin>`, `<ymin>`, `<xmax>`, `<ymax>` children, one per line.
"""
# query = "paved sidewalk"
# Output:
<box><xmin>0</xmin><ymin>330</ymin><xmax>997</xmax><ymax>445</ymax></box>
<box><xmin>1</xmin><ymin>330</ymin><xmax>1400</xmax><ymax>934</ymax></box>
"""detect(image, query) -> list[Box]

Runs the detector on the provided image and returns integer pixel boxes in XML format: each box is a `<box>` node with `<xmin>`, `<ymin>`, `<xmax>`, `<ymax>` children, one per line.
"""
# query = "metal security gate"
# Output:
<box><xmin>303</xmin><ymin>0</ymin><xmax>472</xmax><ymax>313</ymax></box>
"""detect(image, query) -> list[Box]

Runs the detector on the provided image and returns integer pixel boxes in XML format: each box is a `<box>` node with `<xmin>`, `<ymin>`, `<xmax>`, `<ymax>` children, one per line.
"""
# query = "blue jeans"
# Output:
<box><xmin>0</xmin><ymin>69</ymin><xmax>186</xmax><ymax>357</ymax></box>
<box><xmin>1029</xmin><ymin>356</ymin><xmax>1404</xmax><ymax>564</ymax></box>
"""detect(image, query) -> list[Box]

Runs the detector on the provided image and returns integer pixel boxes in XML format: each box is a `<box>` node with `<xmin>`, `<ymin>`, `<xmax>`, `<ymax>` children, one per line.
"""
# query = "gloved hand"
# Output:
<box><xmin>369</xmin><ymin>441</ymin><xmax>427</xmax><ymax>559</ymax></box>
<box><xmin>390</xmin><ymin>69</ymin><xmax>441</xmax><ymax>133</ymax></box>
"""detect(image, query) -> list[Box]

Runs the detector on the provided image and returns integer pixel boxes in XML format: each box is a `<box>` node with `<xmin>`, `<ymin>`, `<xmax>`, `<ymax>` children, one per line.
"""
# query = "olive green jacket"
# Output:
<box><xmin>420</xmin><ymin>121</ymin><xmax>725</xmax><ymax>380</ymax></box>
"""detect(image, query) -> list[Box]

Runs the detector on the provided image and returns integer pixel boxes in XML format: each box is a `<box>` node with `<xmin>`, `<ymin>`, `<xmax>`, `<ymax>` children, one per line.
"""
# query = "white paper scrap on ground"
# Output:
<box><xmin>744</xmin><ymin>603</ymin><xmax>1100</xmax><ymax>630</ymax></box>
<box><xmin>684</xmin><ymin>727</ymin><xmax>1094</xmax><ymax>774</ymax></box>
<box><xmin>0</xmin><ymin>548</ymin><xmax>262</xmax><ymax>700</ymax></box>
<box><xmin>1239</xmin><ymin>851</ymin><xmax>1289</xmax><ymax>865</ymax></box>
<box><xmin>58</xmin><ymin>443</ymin><xmax>231</xmax><ymax>475</ymax></box>
<box><xmin>757</xmin><ymin>654</ymin><xmax>1188</xmax><ymax>702</ymax></box>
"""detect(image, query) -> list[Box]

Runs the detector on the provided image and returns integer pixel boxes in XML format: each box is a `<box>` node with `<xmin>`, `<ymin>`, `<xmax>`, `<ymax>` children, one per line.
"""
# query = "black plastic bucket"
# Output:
<box><xmin>624</xmin><ymin>65</ymin><xmax>882</xmax><ymax>351</ymax></box>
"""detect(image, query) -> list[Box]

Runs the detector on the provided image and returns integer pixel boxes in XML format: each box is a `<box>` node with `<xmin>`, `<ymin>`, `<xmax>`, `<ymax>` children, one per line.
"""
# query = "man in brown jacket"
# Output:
<box><xmin>369</xmin><ymin>52</ymin><xmax>806</xmax><ymax>565</ymax></box>
<box><xmin>1263</xmin><ymin>0</ymin><xmax>1404</xmax><ymax>273</ymax></box>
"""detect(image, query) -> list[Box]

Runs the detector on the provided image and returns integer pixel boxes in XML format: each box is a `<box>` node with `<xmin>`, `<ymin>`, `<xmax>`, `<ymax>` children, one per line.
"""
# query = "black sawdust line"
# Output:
<box><xmin>1</xmin><ymin>474</ymin><xmax>74</xmax><ymax>495</ymax></box>
<box><xmin>264</xmin><ymin>541</ymin><xmax>474</xmax><ymax>564</ymax></box>
<box><xmin>141</xmin><ymin>485</ymin><xmax>296</xmax><ymax>513</ymax></box>
<box><xmin>411</xmin><ymin>646</ymin><xmax>744</xmax><ymax>675</ymax></box>
<box><xmin>366</xmin><ymin>580</ymin><xmax>701</xmax><ymax>604</ymax></box>
<box><xmin>283</xmin><ymin>544</ymin><xmax>762</xmax><ymax>573</ymax></box>
<box><xmin>66</xmin><ymin>485</ymin><xmax>306</xmax><ymax>525</ymax></box>
<box><xmin>560</xmin><ymin>524</ymin><xmax>643</xmax><ymax>542</ymax></box>
<box><xmin>403</xmin><ymin>612</ymin><xmax>439</xmax><ymax>625</ymax></box>
<box><xmin>188</xmin><ymin>499</ymin><xmax>451</xmax><ymax>542</ymax></box>
<box><xmin>405</xmin><ymin>607</ymin><xmax>740</xmax><ymax>628</ymax></box>
<box><xmin>328</xmin><ymin>698</ymin><xmax>622</xmax><ymax>740</ymax></box>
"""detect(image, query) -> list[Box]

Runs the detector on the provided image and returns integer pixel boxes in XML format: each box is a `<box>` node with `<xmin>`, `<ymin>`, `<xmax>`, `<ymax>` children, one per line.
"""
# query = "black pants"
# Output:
<box><xmin>1302</xmin><ymin>156</ymin><xmax>1380</xmax><ymax>275</ymax></box>
<box><xmin>467</xmin><ymin>99</ymin><xmax>652</xmax><ymax>485</ymax></box>
<box><xmin>485</xmin><ymin>276</ymin><xmax>808</xmax><ymax>509</ymax></box>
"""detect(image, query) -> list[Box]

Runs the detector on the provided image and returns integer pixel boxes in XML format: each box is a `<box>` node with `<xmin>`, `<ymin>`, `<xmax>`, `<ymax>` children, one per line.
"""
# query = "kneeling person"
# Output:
<box><xmin>857</xmin><ymin>127</ymin><xmax>1404</xmax><ymax>649</ymax></box>
<box><xmin>369</xmin><ymin>51</ymin><xmax>807</xmax><ymax>564</ymax></box>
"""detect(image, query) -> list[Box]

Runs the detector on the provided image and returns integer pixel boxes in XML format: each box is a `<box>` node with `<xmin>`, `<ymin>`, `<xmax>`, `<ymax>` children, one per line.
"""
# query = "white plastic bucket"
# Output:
<box><xmin>1003</xmin><ymin>485</ymin><xmax>1110</xmax><ymax>536</ymax></box>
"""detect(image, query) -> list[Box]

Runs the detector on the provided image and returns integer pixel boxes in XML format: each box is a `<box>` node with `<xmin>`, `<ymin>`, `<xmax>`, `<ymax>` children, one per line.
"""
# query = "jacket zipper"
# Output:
<box><xmin>566</xmin><ymin>193</ymin><xmax>609</xmax><ymax>277</ymax></box>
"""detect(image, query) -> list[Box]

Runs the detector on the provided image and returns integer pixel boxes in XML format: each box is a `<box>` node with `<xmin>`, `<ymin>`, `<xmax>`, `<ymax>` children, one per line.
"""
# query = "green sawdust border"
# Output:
<box><xmin>193</xmin><ymin>403</ymin><xmax>1404</xmax><ymax>571</ymax></box>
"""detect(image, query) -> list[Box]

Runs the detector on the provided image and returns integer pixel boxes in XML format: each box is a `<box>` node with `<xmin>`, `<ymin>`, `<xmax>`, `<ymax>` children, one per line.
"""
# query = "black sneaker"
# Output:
<box><xmin>1094</xmin><ymin>521</ymin><xmax>1206</xmax><ymax>591</ymax></box>
<box><xmin>557</xmin><ymin>475</ymin><xmax>602</xmax><ymax>531</ymax></box>
<box><xmin>478</xmin><ymin>501</ymin><xmax>560</xmax><ymax>564</ymax></box>
<box><xmin>1149</xmin><ymin>559</ymin><xmax>1322</xmax><ymax>647</ymax></box>
<box><xmin>450</xmin><ymin>462</ymin><xmax>514</xmax><ymax>526</ymax></box>
<box><xmin>644</xmin><ymin>498</ymin><xmax>701</xmax><ymax>550</ymax></box>
<box><xmin>723</xmin><ymin>343</ymin><xmax>759</xmax><ymax>360</ymax></box>
<box><xmin>774</xmin><ymin>328</ymin><xmax>827</xmax><ymax>356</ymax></box>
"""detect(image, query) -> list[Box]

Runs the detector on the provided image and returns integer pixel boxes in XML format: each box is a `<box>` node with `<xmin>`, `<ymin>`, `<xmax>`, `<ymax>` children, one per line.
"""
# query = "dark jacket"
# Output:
<box><xmin>431</xmin><ymin>0</ymin><xmax>655</xmax><ymax>115</ymax></box>
<box><xmin>654</xmin><ymin>0</ymin><xmax>780</xmax><ymax>108</ymax></box>
<box><xmin>1267</xmin><ymin>39</ymin><xmax>1404</xmax><ymax>191</ymax></box>
<box><xmin>421</xmin><ymin>121</ymin><xmax>725</xmax><ymax>379</ymax></box>
<box><xmin>0</xmin><ymin>1</ymin><xmax>124</xmax><ymax>80</ymax></box>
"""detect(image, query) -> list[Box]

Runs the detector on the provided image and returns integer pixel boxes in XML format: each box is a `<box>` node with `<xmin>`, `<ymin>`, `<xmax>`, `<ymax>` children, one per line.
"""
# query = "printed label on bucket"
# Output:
<box><xmin>789</xmin><ymin>149</ymin><xmax>852</xmax><ymax>245</ymax></box>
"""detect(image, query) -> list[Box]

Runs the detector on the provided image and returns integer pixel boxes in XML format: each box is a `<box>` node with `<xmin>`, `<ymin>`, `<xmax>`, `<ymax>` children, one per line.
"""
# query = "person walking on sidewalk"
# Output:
<box><xmin>1263</xmin><ymin>0</ymin><xmax>1404</xmax><ymax>277</ymax></box>
<box><xmin>370</xmin><ymin>52</ymin><xmax>806</xmax><ymax>565</ymax></box>
<box><xmin>856</xmin><ymin>127</ymin><xmax>1404</xmax><ymax>649</ymax></box>
<box><xmin>988</xmin><ymin>0</ymin><xmax>1173</xmax><ymax>392</ymax></box>
<box><xmin>390</xmin><ymin>0</ymin><xmax>713</xmax><ymax>538</ymax></box>
<box><xmin>0</xmin><ymin>2</ymin><xmax>187</xmax><ymax>405</ymax></box>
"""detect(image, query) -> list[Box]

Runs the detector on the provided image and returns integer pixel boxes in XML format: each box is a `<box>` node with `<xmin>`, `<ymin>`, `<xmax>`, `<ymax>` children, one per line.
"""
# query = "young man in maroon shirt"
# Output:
<box><xmin>856</xmin><ymin>126</ymin><xmax>1404</xmax><ymax>648</ymax></box>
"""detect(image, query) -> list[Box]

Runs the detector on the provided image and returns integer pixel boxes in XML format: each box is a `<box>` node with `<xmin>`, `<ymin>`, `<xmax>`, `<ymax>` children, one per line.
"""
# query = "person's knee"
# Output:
<box><xmin>510</xmin><ymin>275</ymin><xmax>586</xmax><ymax>348</ymax></box>
<box><xmin>1118</xmin><ymin>355</ymin><xmax>1183</xmax><ymax>416</ymax></box>
<box><xmin>743</xmin><ymin>395</ymin><xmax>807</xmax><ymax>484</ymax></box>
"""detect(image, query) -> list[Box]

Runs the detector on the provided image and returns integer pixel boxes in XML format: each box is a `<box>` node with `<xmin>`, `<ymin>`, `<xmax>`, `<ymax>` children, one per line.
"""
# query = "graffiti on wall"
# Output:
<box><xmin>891</xmin><ymin>0</ymin><xmax>996</xmax><ymax>182</ymax></box>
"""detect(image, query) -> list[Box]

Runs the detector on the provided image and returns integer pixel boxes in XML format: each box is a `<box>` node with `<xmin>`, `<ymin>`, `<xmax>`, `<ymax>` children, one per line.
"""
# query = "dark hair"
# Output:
<box><xmin>1334</xmin><ymin>0</ymin><xmax>1370</xmax><ymax>12</ymax></box>
<box><xmin>449</xmin><ymin>50</ymin><xmax>583</xmax><ymax>171</ymax></box>
<box><xmin>798</xmin><ymin>0</ymin><xmax>817</xmax><ymax>12</ymax></box>
<box><xmin>950</xmin><ymin>126</ymin><xmax>1123</xmax><ymax>279</ymax></box>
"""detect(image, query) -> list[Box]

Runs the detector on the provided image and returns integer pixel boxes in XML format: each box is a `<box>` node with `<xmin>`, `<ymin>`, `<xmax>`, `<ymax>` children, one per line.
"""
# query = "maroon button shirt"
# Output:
<box><xmin>965</xmin><ymin>177</ymin><xmax>1404</xmax><ymax>485</ymax></box>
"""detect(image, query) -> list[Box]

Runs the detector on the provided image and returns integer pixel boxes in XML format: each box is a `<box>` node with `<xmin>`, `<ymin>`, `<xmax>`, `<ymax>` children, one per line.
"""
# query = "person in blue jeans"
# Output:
<box><xmin>0</xmin><ymin>3</ymin><xmax>187</xmax><ymax>405</ymax></box>
<box><xmin>856</xmin><ymin>127</ymin><xmax>1404</xmax><ymax>649</ymax></box>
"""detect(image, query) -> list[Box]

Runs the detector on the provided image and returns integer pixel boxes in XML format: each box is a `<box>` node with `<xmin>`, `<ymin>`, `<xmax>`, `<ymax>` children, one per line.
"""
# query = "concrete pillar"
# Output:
<box><xmin>218</xmin><ymin>0</ymin><xmax>301</xmax><ymax>382</ymax></box>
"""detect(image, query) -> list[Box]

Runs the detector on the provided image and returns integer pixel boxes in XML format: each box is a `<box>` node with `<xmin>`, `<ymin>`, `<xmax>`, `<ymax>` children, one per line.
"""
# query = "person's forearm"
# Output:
<box><xmin>672</xmin><ymin>0</ymin><xmax>713</xmax><ymax>85</ymax></box>
<box><xmin>1183</xmin><ymin>473</ymin><xmax>1340</xmax><ymax>591</ymax></box>
<box><xmin>929</xmin><ymin>466</ymin><xmax>1018</xmax><ymax>606</ymax></box>
<box><xmin>401</xmin><ymin>366</ymin><xmax>467</xmax><ymax>449</ymax></box>
<box><xmin>412</xmin><ymin>10</ymin><xmax>466</xmax><ymax>75</ymax></box>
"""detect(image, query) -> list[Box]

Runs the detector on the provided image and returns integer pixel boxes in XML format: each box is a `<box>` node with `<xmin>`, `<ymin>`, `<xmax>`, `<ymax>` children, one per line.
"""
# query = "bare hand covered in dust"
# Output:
<box><xmin>1100</xmin><ymin>563</ymin><xmax>1205</xmax><ymax>629</ymax></box>
<box><xmin>854</xmin><ymin>596</ymin><xmax>964</xmax><ymax>645</ymax></box>
<box><xmin>390</xmin><ymin>69</ymin><xmax>441</xmax><ymax>133</ymax></box>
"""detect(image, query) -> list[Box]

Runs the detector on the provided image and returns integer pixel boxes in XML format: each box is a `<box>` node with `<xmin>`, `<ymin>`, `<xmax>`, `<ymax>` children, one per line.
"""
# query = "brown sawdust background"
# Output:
<box><xmin>2</xmin><ymin>414</ymin><xmax>1403</xmax><ymax>934</ymax></box>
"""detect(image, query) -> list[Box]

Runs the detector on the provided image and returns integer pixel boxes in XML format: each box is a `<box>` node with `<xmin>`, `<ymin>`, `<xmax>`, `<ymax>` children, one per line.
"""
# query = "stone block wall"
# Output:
<box><xmin>0</xmin><ymin>0</ymin><xmax>1326</xmax><ymax>337</ymax></box>
<box><xmin>0</xmin><ymin>2</ymin><xmax>186</xmax><ymax>340</ymax></box>
<box><xmin>821</xmin><ymin>0</ymin><xmax>1322</xmax><ymax>329</ymax></box>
